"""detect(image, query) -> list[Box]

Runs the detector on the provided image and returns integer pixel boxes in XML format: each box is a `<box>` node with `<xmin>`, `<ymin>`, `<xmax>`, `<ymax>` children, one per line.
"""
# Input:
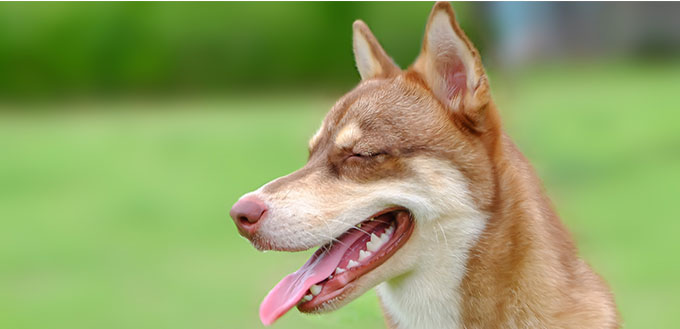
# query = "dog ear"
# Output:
<box><xmin>353</xmin><ymin>20</ymin><xmax>400</xmax><ymax>80</ymax></box>
<box><xmin>412</xmin><ymin>2</ymin><xmax>490</xmax><ymax>124</ymax></box>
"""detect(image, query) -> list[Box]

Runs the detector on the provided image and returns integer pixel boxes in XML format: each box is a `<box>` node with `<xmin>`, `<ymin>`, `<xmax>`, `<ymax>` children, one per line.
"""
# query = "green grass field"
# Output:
<box><xmin>1</xmin><ymin>62</ymin><xmax>679</xmax><ymax>328</ymax></box>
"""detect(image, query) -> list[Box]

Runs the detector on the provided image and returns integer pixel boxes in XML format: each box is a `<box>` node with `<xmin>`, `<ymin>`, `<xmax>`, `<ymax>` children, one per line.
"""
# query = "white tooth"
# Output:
<box><xmin>380</xmin><ymin>232</ymin><xmax>389</xmax><ymax>242</ymax></box>
<box><xmin>347</xmin><ymin>260</ymin><xmax>359</xmax><ymax>269</ymax></box>
<box><xmin>359</xmin><ymin>250</ymin><xmax>372</xmax><ymax>261</ymax></box>
<box><xmin>385</xmin><ymin>226</ymin><xmax>394</xmax><ymax>235</ymax></box>
<box><xmin>356</xmin><ymin>223</ymin><xmax>362</xmax><ymax>228</ymax></box>
<box><xmin>368</xmin><ymin>233</ymin><xmax>386</xmax><ymax>252</ymax></box>
<box><xmin>376</xmin><ymin>239</ymin><xmax>385</xmax><ymax>249</ymax></box>
<box><xmin>335</xmin><ymin>267</ymin><xmax>345</xmax><ymax>274</ymax></box>
<box><xmin>310</xmin><ymin>284</ymin><xmax>322</xmax><ymax>296</ymax></box>
<box><xmin>328</xmin><ymin>274</ymin><xmax>333</xmax><ymax>279</ymax></box>
<box><xmin>302</xmin><ymin>294</ymin><xmax>313</xmax><ymax>302</ymax></box>
<box><xmin>366</xmin><ymin>241</ymin><xmax>378</xmax><ymax>252</ymax></box>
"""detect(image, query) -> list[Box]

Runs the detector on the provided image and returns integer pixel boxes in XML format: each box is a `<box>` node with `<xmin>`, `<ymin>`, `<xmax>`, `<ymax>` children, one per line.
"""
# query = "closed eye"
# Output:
<box><xmin>358</xmin><ymin>151</ymin><xmax>382</xmax><ymax>157</ymax></box>
<box><xmin>348</xmin><ymin>150</ymin><xmax>387</xmax><ymax>160</ymax></box>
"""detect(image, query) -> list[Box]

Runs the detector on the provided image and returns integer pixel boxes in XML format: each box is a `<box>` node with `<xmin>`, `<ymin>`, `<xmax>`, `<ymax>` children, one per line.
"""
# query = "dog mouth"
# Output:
<box><xmin>258</xmin><ymin>207</ymin><xmax>415</xmax><ymax>325</ymax></box>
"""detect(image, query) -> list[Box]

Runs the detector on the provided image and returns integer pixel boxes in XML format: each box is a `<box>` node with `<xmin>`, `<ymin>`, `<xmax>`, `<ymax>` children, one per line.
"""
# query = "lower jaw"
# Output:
<box><xmin>297</xmin><ymin>208</ymin><xmax>414</xmax><ymax>312</ymax></box>
<box><xmin>298</xmin><ymin>282</ymin><xmax>356</xmax><ymax>313</ymax></box>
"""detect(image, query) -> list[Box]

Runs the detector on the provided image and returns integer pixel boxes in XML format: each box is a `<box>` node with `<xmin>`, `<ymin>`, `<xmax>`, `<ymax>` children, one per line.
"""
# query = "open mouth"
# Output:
<box><xmin>259</xmin><ymin>207</ymin><xmax>415</xmax><ymax>325</ymax></box>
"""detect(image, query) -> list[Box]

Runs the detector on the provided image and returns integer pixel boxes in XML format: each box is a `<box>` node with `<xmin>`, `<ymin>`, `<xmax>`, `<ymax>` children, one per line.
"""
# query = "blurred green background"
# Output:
<box><xmin>1</xmin><ymin>2</ymin><xmax>679</xmax><ymax>329</ymax></box>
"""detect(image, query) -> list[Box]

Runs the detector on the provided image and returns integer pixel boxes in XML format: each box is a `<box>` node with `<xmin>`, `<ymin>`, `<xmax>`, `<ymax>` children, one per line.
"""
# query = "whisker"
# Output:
<box><xmin>300</xmin><ymin>221</ymin><xmax>346</xmax><ymax>248</ymax></box>
<box><xmin>322</xmin><ymin>243</ymin><xmax>334</xmax><ymax>255</ymax></box>
<box><xmin>320</xmin><ymin>219</ymin><xmax>347</xmax><ymax>247</ymax></box>
<box><xmin>296</xmin><ymin>221</ymin><xmax>330</xmax><ymax>247</ymax></box>
<box><xmin>437</xmin><ymin>221</ymin><xmax>450</xmax><ymax>252</ymax></box>
<box><xmin>432</xmin><ymin>225</ymin><xmax>440</xmax><ymax>245</ymax></box>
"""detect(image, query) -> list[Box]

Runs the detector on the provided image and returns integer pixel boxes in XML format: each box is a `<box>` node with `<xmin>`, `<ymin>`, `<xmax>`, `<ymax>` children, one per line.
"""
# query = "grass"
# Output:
<box><xmin>1</xmin><ymin>61</ymin><xmax>679</xmax><ymax>328</ymax></box>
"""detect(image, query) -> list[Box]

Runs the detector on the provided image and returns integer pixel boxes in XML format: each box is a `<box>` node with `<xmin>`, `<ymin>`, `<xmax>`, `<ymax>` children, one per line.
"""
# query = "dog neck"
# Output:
<box><xmin>458</xmin><ymin>133</ymin><xmax>617</xmax><ymax>328</ymax></box>
<box><xmin>457</xmin><ymin>133</ymin><xmax>571</xmax><ymax>326</ymax></box>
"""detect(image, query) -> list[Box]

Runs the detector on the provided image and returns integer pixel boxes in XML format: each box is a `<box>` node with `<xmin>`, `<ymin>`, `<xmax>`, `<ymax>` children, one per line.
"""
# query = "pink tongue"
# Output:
<box><xmin>259</xmin><ymin>227</ymin><xmax>367</xmax><ymax>325</ymax></box>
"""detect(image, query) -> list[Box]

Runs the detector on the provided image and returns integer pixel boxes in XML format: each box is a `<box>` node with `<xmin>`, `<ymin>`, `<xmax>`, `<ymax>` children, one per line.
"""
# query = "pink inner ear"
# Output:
<box><xmin>445</xmin><ymin>59</ymin><xmax>467</xmax><ymax>101</ymax></box>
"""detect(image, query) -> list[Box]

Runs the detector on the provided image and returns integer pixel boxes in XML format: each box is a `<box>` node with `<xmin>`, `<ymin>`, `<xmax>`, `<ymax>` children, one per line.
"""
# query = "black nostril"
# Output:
<box><xmin>239</xmin><ymin>216</ymin><xmax>252</xmax><ymax>225</ymax></box>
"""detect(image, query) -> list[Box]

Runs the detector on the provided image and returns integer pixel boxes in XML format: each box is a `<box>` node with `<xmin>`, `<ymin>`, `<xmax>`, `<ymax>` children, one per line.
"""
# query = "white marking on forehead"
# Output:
<box><xmin>308</xmin><ymin>120</ymin><xmax>326</xmax><ymax>150</ymax></box>
<box><xmin>334</xmin><ymin>121</ymin><xmax>362</xmax><ymax>149</ymax></box>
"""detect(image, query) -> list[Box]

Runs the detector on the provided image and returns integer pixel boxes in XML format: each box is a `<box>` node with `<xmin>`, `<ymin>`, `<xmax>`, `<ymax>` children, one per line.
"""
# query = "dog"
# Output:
<box><xmin>230</xmin><ymin>2</ymin><xmax>619</xmax><ymax>328</ymax></box>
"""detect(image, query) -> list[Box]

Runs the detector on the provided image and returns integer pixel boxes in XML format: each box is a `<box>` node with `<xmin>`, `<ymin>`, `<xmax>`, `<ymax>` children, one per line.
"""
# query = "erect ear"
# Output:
<box><xmin>353</xmin><ymin>20</ymin><xmax>400</xmax><ymax>80</ymax></box>
<box><xmin>412</xmin><ymin>2</ymin><xmax>490</xmax><ymax>124</ymax></box>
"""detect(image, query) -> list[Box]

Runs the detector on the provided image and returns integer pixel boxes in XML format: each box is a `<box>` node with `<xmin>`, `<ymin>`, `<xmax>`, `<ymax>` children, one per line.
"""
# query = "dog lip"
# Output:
<box><xmin>296</xmin><ymin>208</ymin><xmax>415</xmax><ymax>312</ymax></box>
<box><xmin>251</xmin><ymin>206</ymin><xmax>409</xmax><ymax>253</ymax></box>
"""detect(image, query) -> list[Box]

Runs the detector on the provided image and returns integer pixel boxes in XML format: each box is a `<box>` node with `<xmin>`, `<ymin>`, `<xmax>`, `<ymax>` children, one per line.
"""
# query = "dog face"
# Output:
<box><xmin>231</xmin><ymin>2</ymin><xmax>499</xmax><ymax>324</ymax></box>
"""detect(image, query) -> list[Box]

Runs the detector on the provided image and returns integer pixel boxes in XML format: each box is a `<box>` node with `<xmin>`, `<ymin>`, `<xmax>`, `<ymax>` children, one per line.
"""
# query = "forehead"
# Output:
<box><xmin>324</xmin><ymin>77</ymin><xmax>442</xmax><ymax>135</ymax></box>
<box><xmin>325</xmin><ymin>80</ymin><xmax>385</xmax><ymax>128</ymax></box>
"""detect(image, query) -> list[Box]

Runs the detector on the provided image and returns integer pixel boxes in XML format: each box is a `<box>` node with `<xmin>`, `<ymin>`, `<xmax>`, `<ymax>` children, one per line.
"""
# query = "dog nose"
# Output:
<box><xmin>230</xmin><ymin>195</ymin><xmax>267</xmax><ymax>238</ymax></box>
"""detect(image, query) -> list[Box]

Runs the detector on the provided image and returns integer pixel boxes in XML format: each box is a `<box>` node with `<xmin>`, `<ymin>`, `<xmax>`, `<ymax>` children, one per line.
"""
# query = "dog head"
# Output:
<box><xmin>230</xmin><ymin>2</ymin><xmax>500</xmax><ymax>324</ymax></box>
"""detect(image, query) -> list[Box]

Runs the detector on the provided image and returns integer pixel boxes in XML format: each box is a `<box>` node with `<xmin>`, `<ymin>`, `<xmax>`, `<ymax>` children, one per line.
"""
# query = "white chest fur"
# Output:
<box><xmin>375</xmin><ymin>213</ymin><xmax>486</xmax><ymax>329</ymax></box>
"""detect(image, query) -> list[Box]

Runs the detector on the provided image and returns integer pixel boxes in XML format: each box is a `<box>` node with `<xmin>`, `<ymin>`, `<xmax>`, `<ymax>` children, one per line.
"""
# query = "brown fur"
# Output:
<box><xmin>457</xmin><ymin>129</ymin><xmax>620</xmax><ymax>328</ymax></box>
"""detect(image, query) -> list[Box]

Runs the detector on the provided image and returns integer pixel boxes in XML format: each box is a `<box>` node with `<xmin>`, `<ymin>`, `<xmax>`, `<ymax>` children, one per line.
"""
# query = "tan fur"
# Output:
<box><xmin>235</xmin><ymin>2</ymin><xmax>619</xmax><ymax>328</ymax></box>
<box><xmin>334</xmin><ymin>122</ymin><xmax>362</xmax><ymax>150</ymax></box>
